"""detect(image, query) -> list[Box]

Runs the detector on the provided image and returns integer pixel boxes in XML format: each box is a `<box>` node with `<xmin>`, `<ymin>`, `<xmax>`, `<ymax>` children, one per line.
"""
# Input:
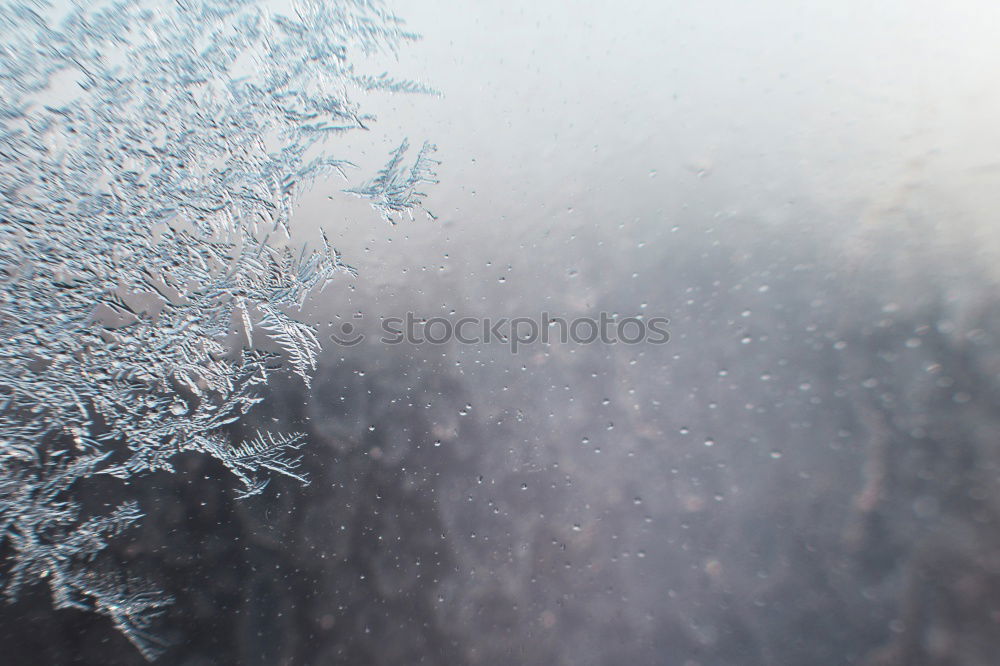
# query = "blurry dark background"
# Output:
<box><xmin>3</xmin><ymin>1</ymin><xmax>1000</xmax><ymax>664</ymax></box>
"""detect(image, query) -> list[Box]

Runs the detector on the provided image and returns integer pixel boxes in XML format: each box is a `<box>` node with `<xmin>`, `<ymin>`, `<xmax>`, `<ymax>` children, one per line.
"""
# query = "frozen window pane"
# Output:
<box><xmin>3</xmin><ymin>1</ymin><xmax>1000</xmax><ymax>664</ymax></box>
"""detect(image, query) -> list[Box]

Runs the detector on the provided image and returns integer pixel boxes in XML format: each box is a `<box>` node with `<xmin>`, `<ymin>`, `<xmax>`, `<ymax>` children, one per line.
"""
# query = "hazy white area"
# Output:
<box><xmin>306</xmin><ymin>0</ymin><xmax>1000</xmax><ymax>306</ymax></box>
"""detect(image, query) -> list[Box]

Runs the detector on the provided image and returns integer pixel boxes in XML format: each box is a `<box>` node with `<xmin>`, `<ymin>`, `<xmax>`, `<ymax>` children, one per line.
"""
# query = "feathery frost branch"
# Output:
<box><xmin>0</xmin><ymin>0</ymin><xmax>437</xmax><ymax>657</ymax></box>
<box><xmin>344</xmin><ymin>139</ymin><xmax>440</xmax><ymax>223</ymax></box>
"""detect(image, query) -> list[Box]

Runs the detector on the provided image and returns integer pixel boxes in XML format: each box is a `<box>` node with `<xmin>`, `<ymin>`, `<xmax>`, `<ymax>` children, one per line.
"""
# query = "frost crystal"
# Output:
<box><xmin>345</xmin><ymin>138</ymin><xmax>440</xmax><ymax>222</ymax></box>
<box><xmin>0</xmin><ymin>0</ymin><xmax>436</xmax><ymax>658</ymax></box>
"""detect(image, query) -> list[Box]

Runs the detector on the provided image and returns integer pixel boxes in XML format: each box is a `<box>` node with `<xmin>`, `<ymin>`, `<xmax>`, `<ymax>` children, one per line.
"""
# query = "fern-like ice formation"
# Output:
<box><xmin>0</xmin><ymin>0</ymin><xmax>436</xmax><ymax>658</ymax></box>
<box><xmin>344</xmin><ymin>138</ymin><xmax>440</xmax><ymax>222</ymax></box>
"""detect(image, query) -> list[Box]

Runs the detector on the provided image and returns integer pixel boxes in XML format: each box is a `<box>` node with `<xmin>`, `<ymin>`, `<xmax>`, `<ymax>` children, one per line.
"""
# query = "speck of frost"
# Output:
<box><xmin>0</xmin><ymin>0</ymin><xmax>437</xmax><ymax>659</ymax></box>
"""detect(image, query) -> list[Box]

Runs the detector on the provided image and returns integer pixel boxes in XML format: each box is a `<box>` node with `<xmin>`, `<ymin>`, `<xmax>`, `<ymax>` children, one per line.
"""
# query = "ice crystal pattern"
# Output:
<box><xmin>0</xmin><ymin>0</ymin><xmax>436</xmax><ymax>658</ymax></box>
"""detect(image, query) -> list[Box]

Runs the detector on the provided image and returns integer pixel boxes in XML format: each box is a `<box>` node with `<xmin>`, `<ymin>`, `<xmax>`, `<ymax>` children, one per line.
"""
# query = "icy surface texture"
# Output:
<box><xmin>0</xmin><ymin>0</ymin><xmax>435</xmax><ymax>657</ymax></box>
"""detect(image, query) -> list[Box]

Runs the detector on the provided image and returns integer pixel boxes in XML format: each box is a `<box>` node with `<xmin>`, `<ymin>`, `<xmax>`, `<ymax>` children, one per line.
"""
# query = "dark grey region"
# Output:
<box><xmin>2</xmin><ymin>209</ymin><xmax>999</xmax><ymax>666</ymax></box>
